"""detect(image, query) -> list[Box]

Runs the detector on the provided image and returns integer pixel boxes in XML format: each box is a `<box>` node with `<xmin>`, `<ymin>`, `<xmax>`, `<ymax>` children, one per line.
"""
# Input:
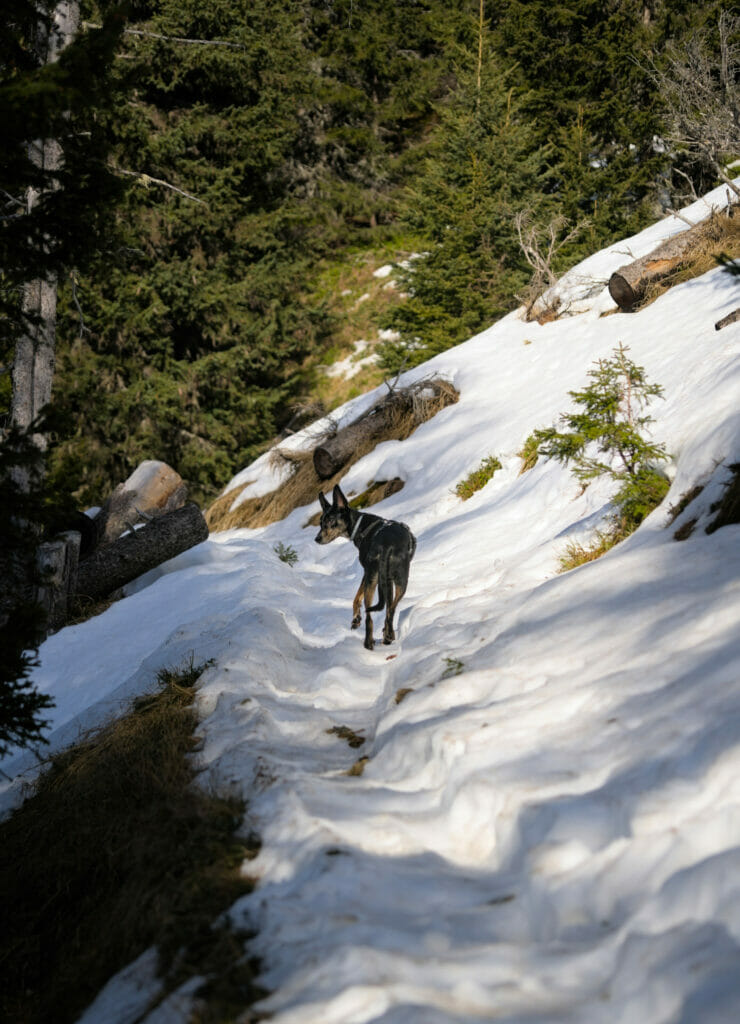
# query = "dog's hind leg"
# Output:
<box><xmin>363</xmin><ymin>576</ymin><xmax>378</xmax><ymax>650</ymax></box>
<box><xmin>383</xmin><ymin>579</ymin><xmax>407</xmax><ymax>644</ymax></box>
<box><xmin>351</xmin><ymin>577</ymin><xmax>365</xmax><ymax>629</ymax></box>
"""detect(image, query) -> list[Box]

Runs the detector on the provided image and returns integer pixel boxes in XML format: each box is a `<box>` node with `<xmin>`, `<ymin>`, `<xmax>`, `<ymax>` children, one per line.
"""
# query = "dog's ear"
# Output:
<box><xmin>332</xmin><ymin>485</ymin><xmax>348</xmax><ymax>509</ymax></box>
<box><xmin>318</xmin><ymin>491</ymin><xmax>330</xmax><ymax>512</ymax></box>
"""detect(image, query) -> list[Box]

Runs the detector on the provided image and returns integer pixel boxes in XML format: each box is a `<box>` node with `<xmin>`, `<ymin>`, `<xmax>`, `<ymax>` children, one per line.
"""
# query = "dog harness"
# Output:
<box><xmin>350</xmin><ymin>513</ymin><xmax>387</xmax><ymax>542</ymax></box>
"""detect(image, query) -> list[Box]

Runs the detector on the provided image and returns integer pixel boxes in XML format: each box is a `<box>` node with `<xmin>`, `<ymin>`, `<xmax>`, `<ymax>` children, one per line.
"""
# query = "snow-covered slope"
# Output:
<box><xmin>4</xmin><ymin>186</ymin><xmax>740</xmax><ymax>1024</ymax></box>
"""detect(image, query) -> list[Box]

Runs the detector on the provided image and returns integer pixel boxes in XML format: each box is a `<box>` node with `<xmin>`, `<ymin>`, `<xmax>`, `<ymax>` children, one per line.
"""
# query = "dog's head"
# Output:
<box><xmin>315</xmin><ymin>485</ymin><xmax>351</xmax><ymax>544</ymax></box>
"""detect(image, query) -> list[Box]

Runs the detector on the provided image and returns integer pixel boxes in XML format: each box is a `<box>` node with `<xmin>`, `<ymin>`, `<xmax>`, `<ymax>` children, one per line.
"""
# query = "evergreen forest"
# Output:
<box><xmin>1</xmin><ymin>0</ymin><xmax>736</xmax><ymax>508</ymax></box>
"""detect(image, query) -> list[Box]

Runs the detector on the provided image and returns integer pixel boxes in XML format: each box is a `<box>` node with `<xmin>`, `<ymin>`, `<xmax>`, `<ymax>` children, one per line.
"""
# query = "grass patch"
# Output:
<box><xmin>346</xmin><ymin>756</ymin><xmax>369</xmax><ymax>777</ymax></box>
<box><xmin>0</xmin><ymin>659</ymin><xmax>261</xmax><ymax>1024</ymax></box>
<box><xmin>517</xmin><ymin>433</ymin><xmax>540</xmax><ymax>475</ymax></box>
<box><xmin>305</xmin><ymin>236</ymin><xmax>426</xmax><ymax>411</ymax></box>
<box><xmin>558</xmin><ymin>520</ymin><xmax>631</xmax><ymax>572</ymax></box>
<box><xmin>455</xmin><ymin>456</ymin><xmax>502</xmax><ymax>500</ymax></box>
<box><xmin>441</xmin><ymin>657</ymin><xmax>464</xmax><ymax>679</ymax></box>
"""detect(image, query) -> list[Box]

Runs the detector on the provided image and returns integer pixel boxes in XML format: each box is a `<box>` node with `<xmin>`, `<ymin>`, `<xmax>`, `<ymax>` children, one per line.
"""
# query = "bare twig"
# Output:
<box><xmin>638</xmin><ymin>12</ymin><xmax>740</xmax><ymax>199</ymax></box>
<box><xmin>123</xmin><ymin>28</ymin><xmax>247</xmax><ymax>50</ymax></box>
<box><xmin>666</xmin><ymin>208</ymin><xmax>696</xmax><ymax>227</ymax></box>
<box><xmin>111</xmin><ymin>166</ymin><xmax>206</xmax><ymax>205</ymax></box>
<box><xmin>83</xmin><ymin>22</ymin><xmax>247</xmax><ymax>50</ymax></box>
<box><xmin>69</xmin><ymin>272</ymin><xmax>91</xmax><ymax>338</ymax></box>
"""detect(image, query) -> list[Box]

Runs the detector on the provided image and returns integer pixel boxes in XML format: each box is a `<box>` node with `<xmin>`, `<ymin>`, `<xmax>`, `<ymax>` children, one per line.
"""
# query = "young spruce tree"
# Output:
<box><xmin>379</xmin><ymin>14</ymin><xmax>551</xmax><ymax>373</ymax></box>
<box><xmin>535</xmin><ymin>343</ymin><xmax>670</xmax><ymax>531</ymax></box>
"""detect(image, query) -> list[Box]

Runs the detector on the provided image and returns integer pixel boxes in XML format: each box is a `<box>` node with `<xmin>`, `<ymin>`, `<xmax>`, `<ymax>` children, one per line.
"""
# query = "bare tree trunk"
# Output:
<box><xmin>10</xmin><ymin>2</ymin><xmax>80</xmax><ymax>449</ymax></box>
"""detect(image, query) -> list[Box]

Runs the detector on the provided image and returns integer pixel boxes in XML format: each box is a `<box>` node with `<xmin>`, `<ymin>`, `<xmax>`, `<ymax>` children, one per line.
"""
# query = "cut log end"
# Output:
<box><xmin>313</xmin><ymin>446</ymin><xmax>340</xmax><ymax>480</ymax></box>
<box><xmin>608</xmin><ymin>272</ymin><xmax>638</xmax><ymax>312</ymax></box>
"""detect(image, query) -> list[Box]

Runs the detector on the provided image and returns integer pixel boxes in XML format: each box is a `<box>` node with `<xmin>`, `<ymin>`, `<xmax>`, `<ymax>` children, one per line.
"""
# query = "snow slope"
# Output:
<box><xmin>3</xmin><ymin>186</ymin><xmax>740</xmax><ymax>1023</ymax></box>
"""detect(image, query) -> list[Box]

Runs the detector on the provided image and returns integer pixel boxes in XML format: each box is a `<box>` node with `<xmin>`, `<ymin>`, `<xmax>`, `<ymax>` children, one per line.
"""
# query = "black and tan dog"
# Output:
<box><xmin>315</xmin><ymin>485</ymin><xmax>416</xmax><ymax>650</ymax></box>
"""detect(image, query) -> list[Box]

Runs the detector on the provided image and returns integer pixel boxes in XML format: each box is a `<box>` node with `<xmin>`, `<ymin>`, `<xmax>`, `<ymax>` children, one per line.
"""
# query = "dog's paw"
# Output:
<box><xmin>364</xmin><ymin>638</ymin><xmax>375</xmax><ymax>651</ymax></box>
<box><xmin>351</xmin><ymin>616</ymin><xmax>361</xmax><ymax>630</ymax></box>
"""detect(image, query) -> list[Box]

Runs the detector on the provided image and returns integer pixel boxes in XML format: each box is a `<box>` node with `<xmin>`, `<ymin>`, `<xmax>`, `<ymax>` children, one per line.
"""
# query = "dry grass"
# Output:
<box><xmin>0</xmin><ymin>660</ymin><xmax>261</xmax><ymax>1024</ymax></box>
<box><xmin>558</xmin><ymin>520</ymin><xmax>631</xmax><ymax>572</ymax></box>
<box><xmin>326</xmin><ymin>725</ymin><xmax>366</xmax><ymax>749</ymax></box>
<box><xmin>207</xmin><ymin>377</ymin><xmax>458</xmax><ymax>531</ymax></box>
<box><xmin>517</xmin><ymin>433</ymin><xmax>540</xmax><ymax>475</ymax></box>
<box><xmin>346</xmin><ymin>756</ymin><xmax>369</xmax><ymax>777</ymax></box>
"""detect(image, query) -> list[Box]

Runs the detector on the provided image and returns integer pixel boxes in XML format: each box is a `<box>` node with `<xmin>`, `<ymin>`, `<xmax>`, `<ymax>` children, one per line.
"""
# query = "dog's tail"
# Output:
<box><xmin>367</xmin><ymin>547</ymin><xmax>393</xmax><ymax>613</ymax></box>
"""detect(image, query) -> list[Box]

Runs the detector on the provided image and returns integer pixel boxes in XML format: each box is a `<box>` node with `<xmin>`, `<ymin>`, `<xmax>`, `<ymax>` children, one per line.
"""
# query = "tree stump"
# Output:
<box><xmin>36</xmin><ymin>530</ymin><xmax>81</xmax><ymax>634</ymax></box>
<box><xmin>95</xmin><ymin>460</ymin><xmax>188</xmax><ymax>547</ymax></box>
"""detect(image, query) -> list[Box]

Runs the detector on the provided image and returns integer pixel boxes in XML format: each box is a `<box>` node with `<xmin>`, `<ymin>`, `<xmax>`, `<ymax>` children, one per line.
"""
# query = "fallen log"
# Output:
<box><xmin>715</xmin><ymin>307</ymin><xmax>740</xmax><ymax>331</ymax></box>
<box><xmin>313</xmin><ymin>378</ymin><xmax>458</xmax><ymax>480</ymax></box>
<box><xmin>75</xmin><ymin>502</ymin><xmax>208</xmax><ymax>602</ymax></box>
<box><xmin>608</xmin><ymin>211</ymin><xmax>729</xmax><ymax>311</ymax></box>
<box><xmin>95</xmin><ymin>460</ymin><xmax>188</xmax><ymax>548</ymax></box>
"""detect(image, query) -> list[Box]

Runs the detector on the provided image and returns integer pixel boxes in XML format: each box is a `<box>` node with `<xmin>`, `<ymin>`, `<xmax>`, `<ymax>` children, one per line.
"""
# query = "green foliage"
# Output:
<box><xmin>441</xmin><ymin>657</ymin><xmax>464</xmax><ymax>679</ymax></box>
<box><xmin>3</xmin><ymin>0</ymin><xmax>723</xmax><ymax>515</ymax></box>
<box><xmin>380</xmin><ymin>19</ymin><xmax>552</xmax><ymax>372</ymax></box>
<box><xmin>455</xmin><ymin>455</ymin><xmax>503</xmax><ymax>500</ymax></box>
<box><xmin>490</xmin><ymin>0</ymin><xmax>680</xmax><ymax>245</ymax></box>
<box><xmin>0</xmin><ymin>423</ymin><xmax>54</xmax><ymax>758</ymax></box>
<box><xmin>536</xmin><ymin>343</ymin><xmax>669</xmax><ymax>529</ymax></box>
<box><xmin>273</xmin><ymin>541</ymin><xmax>299</xmax><ymax>566</ymax></box>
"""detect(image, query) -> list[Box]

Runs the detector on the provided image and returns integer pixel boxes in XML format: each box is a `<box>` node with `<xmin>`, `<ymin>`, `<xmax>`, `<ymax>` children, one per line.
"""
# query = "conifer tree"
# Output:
<box><xmin>535</xmin><ymin>343</ymin><xmax>669</xmax><ymax>529</ymax></box>
<box><xmin>380</xmin><ymin>15</ymin><xmax>551</xmax><ymax>371</ymax></box>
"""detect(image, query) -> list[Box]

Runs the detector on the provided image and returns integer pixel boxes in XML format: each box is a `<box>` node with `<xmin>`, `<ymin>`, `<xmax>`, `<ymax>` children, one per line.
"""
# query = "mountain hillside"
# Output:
<box><xmin>2</xmin><ymin>185</ymin><xmax>740</xmax><ymax>1023</ymax></box>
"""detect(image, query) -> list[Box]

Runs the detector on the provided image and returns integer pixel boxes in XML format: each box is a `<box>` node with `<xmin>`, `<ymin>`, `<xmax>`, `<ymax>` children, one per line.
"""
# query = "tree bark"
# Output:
<box><xmin>10</xmin><ymin>3</ymin><xmax>80</xmax><ymax>456</ymax></box>
<box><xmin>75</xmin><ymin>503</ymin><xmax>208</xmax><ymax>602</ymax></box>
<box><xmin>36</xmin><ymin>530</ymin><xmax>81</xmax><ymax>633</ymax></box>
<box><xmin>313</xmin><ymin>378</ymin><xmax>458</xmax><ymax>480</ymax></box>
<box><xmin>715</xmin><ymin>307</ymin><xmax>740</xmax><ymax>331</ymax></box>
<box><xmin>608</xmin><ymin>211</ymin><xmax>730</xmax><ymax>311</ymax></box>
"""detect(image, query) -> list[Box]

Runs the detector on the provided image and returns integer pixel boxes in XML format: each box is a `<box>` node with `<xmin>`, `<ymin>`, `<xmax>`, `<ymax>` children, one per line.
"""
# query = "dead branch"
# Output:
<box><xmin>638</xmin><ymin>12</ymin><xmax>740</xmax><ymax>198</ymax></box>
<box><xmin>715</xmin><ymin>307</ymin><xmax>740</xmax><ymax>330</ymax></box>
<box><xmin>111</xmin><ymin>166</ymin><xmax>207</xmax><ymax>205</ymax></box>
<box><xmin>83</xmin><ymin>22</ymin><xmax>247</xmax><ymax>50</ymax></box>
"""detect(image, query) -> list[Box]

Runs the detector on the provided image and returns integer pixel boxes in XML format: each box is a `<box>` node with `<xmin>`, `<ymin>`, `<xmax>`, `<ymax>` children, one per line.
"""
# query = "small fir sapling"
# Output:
<box><xmin>534</xmin><ymin>343</ymin><xmax>669</xmax><ymax>529</ymax></box>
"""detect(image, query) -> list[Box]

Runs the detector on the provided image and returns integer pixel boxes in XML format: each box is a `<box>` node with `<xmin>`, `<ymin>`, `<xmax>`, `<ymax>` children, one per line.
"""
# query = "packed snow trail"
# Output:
<box><xmin>1</xmin><ymin>186</ymin><xmax>740</xmax><ymax>1023</ymax></box>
